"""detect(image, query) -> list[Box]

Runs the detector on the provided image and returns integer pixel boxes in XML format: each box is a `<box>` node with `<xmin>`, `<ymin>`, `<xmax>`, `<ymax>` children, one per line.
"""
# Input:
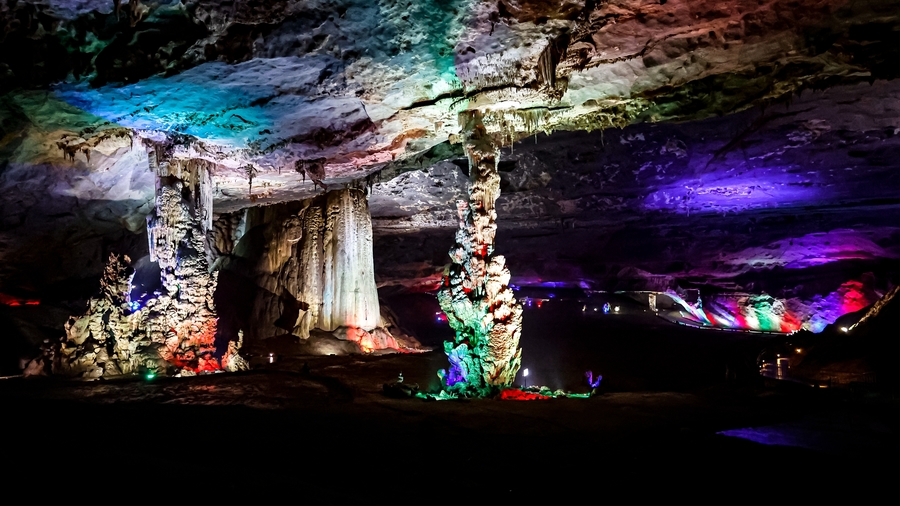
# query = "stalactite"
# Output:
<box><xmin>51</xmin><ymin>156</ymin><xmax>247</xmax><ymax>378</ymax></box>
<box><xmin>243</xmin><ymin>164</ymin><xmax>258</xmax><ymax>197</ymax></box>
<box><xmin>437</xmin><ymin>110</ymin><xmax>523</xmax><ymax>396</ymax></box>
<box><xmin>480</xmin><ymin>108</ymin><xmax>549</xmax><ymax>147</ymax></box>
<box><xmin>222</xmin><ymin>189</ymin><xmax>413</xmax><ymax>353</ymax></box>
<box><xmin>295</xmin><ymin>157</ymin><xmax>327</xmax><ymax>190</ymax></box>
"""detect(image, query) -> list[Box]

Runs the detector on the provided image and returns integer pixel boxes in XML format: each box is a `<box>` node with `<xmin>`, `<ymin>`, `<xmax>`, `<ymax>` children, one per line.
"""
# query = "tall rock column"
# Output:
<box><xmin>52</xmin><ymin>156</ymin><xmax>248</xmax><ymax>377</ymax></box>
<box><xmin>145</xmin><ymin>159</ymin><xmax>223</xmax><ymax>373</ymax></box>
<box><xmin>437</xmin><ymin>111</ymin><xmax>523</xmax><ymax>396</ymax></box>
<box><xmin>318</xmin><ymin>189</ymin><xmax>381</xmax><ymax>332</ymax></box>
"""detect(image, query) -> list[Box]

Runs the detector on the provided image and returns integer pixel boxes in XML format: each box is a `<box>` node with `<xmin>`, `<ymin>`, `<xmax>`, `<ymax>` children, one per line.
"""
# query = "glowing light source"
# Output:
<box><xmin>840</xmin><ymin>327</ymin><xmax>848</xmax><ymax>333</ymax></box>
<box><xmin>498</xmin><ymin>389</ymin><xmax>550</xmax><ymax>401</ymax></box>
<box><xmin>268</xmin><ymin>353</ymin><xmax>275</xmax><ymax>363</ymax></box>
<box><xmin>585</xmin><ymin>370</ymin><xmax>602</xmax><ymax>388</ymax></box>
<box><xmin>145</xmin><ymin>372</ymin><xmax>156</xmax><ymax>381</ymax></box>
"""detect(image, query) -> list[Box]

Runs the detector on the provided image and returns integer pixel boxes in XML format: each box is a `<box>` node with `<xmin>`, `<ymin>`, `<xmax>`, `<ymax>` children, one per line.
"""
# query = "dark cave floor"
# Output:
<box><xmin>3</xmin><ymin>307</ymin><xmax>898</xmax><ymax>498</ymax></box>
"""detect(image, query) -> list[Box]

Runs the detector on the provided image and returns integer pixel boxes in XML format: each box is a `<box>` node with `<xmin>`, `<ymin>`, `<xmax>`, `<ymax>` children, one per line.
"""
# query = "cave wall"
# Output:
<box><xmin>372</xmin><ymin>80</ymin><xmax>900</xmax><ymax>293</ymax></box>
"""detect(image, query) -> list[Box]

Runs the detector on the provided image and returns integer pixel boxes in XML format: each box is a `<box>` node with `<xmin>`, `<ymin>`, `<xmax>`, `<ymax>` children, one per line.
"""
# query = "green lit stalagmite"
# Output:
<box><xmin>437</xmin><ymin>111</ymin><xmax>523</xmax><ymax>396</ymax></box>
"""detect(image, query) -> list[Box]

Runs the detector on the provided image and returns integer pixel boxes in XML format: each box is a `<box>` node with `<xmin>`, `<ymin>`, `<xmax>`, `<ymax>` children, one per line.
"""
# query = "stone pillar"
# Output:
<box><xmin>318</xmin><ymin>188</ymin><xmax>381</xmax><ymax>332</ymax></box>
<box><xmin>145</xmin><ymin>158</ymin><xmax>224</xmax><ymax>373</ymax></box>
<box><xmin>52</xmin><ymin>156</ymin><xmax>247</xmax><ymax>377</ymax></box>
<box><xmin>437</xmin><ymin>110</ymin><xmax>523</xmax><ymax>396</ymax></box>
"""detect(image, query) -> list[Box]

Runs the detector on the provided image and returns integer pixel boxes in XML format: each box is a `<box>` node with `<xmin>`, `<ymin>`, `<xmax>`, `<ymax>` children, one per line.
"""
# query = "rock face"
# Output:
<box><xmin>217</xmin><ymin>187</ymin><xmax>413</xmax><ymax>352</ymax></box>
<box><xmin>143</xmin><ymin>157</ymin><xmax>228</xmax><ymax>373</ymax></box>
<box><xmin>3</xmin><ymin>0</ymin><xmax>900</xmax><ymax>370</ymax></box>
<box><xmin>6</xmin><ymin>0</ymin><xmax>900</xmax><ymax>217</ymax></box>
<box><xmin>52</xmin><ymin>253</ymin><xmax>146</xmax><ymax>377</ymax></box>
<box><xmin>371</xmin><ymin>79</ymin><xmax>900</xmax><ymax>334</ymax></box>
<box><xmin>437</xmin><ymin>111</ymin><xmax>522</xmax><ymax>395</ymax></box>
<box><xmin>51</xmin><ymin>158</ymin><xmax>246</xmax><ymax>377</ymax></box>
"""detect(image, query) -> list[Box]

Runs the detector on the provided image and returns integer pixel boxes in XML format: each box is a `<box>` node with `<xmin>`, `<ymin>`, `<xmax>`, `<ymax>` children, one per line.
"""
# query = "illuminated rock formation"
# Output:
<box><xmin>143</xmin><ymin>158</ymin><xmax>226</xmax><ymax>374</ymax></box>
<box><xmin>52</xmin><ymin>156</ymin><xmax>247</xmax><ymax>377</ymax></box>
<box><xmin>437</xmin><ymin>111</ymin><xmax>523</xmax><ymax>395</ymax></box>
<box><xmin>218</xmin><ymin>188</ymin><xmax>416</xmax><ymax>352</ymax></box>
<box><xmin>309</xmin><ymin>188</ymin><xmax>382</xmax><ymax>336</ymax></box>
<box><xmin>52</xmin><ymin>253</ymin><xmax>148</xmax><ymax>377</ymax></box>
<box><xmin>5</xmin><ymin>0</ymin><xmax>900</xmax><ymax>376</ymax></box>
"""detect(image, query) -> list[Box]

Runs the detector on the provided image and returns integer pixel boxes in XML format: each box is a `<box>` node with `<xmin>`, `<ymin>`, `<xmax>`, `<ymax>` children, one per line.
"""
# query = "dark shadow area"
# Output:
<box><xmin>378</xmin><ymin>291</ymin><xmax>454</xmax><ymax>348</ymax></box>
<box><xmin>515</xmin><ymin>294</ymin><xmax>771</xmax><ymax>392</ymax></box>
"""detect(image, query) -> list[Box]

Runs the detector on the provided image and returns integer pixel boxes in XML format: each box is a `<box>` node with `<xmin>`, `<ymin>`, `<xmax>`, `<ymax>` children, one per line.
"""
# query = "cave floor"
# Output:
<box><xmin>3</xmin><ymin>346</ymin><xmax>897</xmax><ymax>498</ymax></box>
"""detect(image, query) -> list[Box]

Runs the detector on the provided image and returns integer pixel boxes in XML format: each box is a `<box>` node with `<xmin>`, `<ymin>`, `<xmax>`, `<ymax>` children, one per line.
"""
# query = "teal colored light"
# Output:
<box><xmin>377</xmin><ymin>0</ymin><xmax>469</xmax><ymax>97</ymax></box>
<box><xmin>145</xmin><ymin>372</ymin><xmax>156</xmax><ymax>381</ymax></box>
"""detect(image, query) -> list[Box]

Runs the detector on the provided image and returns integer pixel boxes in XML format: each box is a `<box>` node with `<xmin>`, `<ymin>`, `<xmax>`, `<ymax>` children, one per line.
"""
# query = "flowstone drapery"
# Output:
<box><xmin>50</xmin><ymin>156</ymin><xmax>247</xmax><ymax>378</ymax></box>
<box><xmin>437</xmin><ymin>111</ymin><xmax>523</xmax><ymax>396</ymax></box>
<box><xmin>216</xmin><ymin>188</ymin><xmax>419</xmax><ymax>353</ymax></box>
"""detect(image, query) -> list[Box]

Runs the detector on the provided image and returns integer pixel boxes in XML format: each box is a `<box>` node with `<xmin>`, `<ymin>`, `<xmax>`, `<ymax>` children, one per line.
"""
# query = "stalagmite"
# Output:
<box><xmin>50</xmin><ymin>253</ymin><xmax>147</xmax><ymax>378</ymax></box>
<box><xmin>437</xmin><ymin>110</ymin><xmax>523</xmax><ymax>396</ymax></box>
<box><xmin>49</xmin><ymin>156</ymin><xmax>247</xmax><ymax>377</ymax></box>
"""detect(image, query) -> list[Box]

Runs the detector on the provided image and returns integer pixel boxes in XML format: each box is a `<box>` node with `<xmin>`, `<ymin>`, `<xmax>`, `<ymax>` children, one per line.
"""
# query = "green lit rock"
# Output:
<box><xmin>437</xmin><ymin>111</ymin><xmax>522</xmax><ymax>397</ymax></box>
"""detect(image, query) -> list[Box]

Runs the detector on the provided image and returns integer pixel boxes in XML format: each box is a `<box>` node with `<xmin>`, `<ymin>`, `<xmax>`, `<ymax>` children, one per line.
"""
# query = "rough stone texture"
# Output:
<box><xmin>2</xmin><ymin>0</ymin><xmax>900</xmax><ymax>362</ymax></box>
<box><xmin>51</xmin><ymin>253</ymin><xmax>147</xmax><ymax>377</ymax></box>
<box><xmin>437</xmin><ymin>111</ymin><xmax>522</xmax><ymax>395</ymax></box>
<box><xmin>372</xmin><ymin>79</ymin><xmax>900</xmax><ymax>333</ymax></box>
<box><xmin>5</xmin><ymin>0</ymin><xmax>900</xmax><ymax>219</ymax></box>
<box><xmin>143</xmin><ymin>158</ymin><xmax>227</xmax><ymax>373</ymax></box>
<box><xmin>50</xmin><ymin>162</ymin><xmax>247</xmax><ymax>377</ymax></box>
<box><xmin>0</xmin><ymin>92</ymin><xmax>154</xmax><ymax>295</ymax></box>
<box><xmin>217</xmin><ymin>188</ymin><xmax>418</xmax><ymax>352</ymax></box>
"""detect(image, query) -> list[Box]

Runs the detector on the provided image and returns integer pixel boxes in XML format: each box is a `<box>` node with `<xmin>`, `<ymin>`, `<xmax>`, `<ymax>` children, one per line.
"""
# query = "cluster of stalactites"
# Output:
<box><xmin>480</xmin><ymin>108</ymin><xmax>550</xmax><ymax>148</ymax></box>
<box><xmin>290</xmin><ymin>189</ymin><xmax>384</xmax><ymax>337</ymax></box>
<box><xmin>149</xmin><ymin>159</ymin><xmax>214</xmax><ymax>267</ymax></box>
<box><xmin>48</xmin><ymin>158</ymin><xmax>247</xmax><ymax>378</ymax></box>
<box><xmin>220</xmin><ymin>189</ymin><xmax>403</xmax><ymax>352</ymax></box>
<box><xmin>437</xmin><ymin>111</ymin><xmax>523</xmax><ymax>396</ymax></box>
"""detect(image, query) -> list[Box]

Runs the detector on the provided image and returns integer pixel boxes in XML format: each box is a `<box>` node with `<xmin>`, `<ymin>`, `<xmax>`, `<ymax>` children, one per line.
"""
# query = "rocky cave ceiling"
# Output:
<box><xmin>2</xmin><ymin>0</ymin><xmax>900</xmax><ymax>298</ymax></box>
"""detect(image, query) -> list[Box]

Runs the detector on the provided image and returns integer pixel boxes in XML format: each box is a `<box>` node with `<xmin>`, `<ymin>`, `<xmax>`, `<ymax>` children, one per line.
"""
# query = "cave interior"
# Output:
<box><xmin>1</xmin><ymin>0</ymin><xmax>899</xmax><ymax>495</ymax></box>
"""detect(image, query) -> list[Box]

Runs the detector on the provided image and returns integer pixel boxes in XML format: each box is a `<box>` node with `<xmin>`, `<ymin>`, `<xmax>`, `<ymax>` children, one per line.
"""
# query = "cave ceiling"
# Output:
<box><xmin>2</xmin><ymin>0</ymin><xmax>900</xmax><ymax>293</ymax></box>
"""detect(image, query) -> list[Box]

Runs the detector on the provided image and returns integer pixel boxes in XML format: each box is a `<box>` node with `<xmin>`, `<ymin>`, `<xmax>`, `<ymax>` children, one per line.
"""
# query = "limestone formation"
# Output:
<box><xmin>52</xmin><ymin>253</ymin><xmax>152</xmax><ymax>378</ymax></box>
<box><xmin>437</xmin><ymin>111</ymin><xmax>523</xmax><ymax>395</ymax></box>
<box><xmin>220</xmin><ymin>188</ymin><xmax>417</xmax><ymax>352</ymax></box>
<box><xmin>4</xmin><ymin>0</ymin><xmax>900</xmax><ymax>312</ymax></box>
<box><xmin>51</xmin><ymin>156</ymin><xmax>247</xmax><ymax>378</ymax></box>
<box><xmin>4</xmin><ymin>0</ymin><xmax>900</xmax><ymax>381</ymax></box>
